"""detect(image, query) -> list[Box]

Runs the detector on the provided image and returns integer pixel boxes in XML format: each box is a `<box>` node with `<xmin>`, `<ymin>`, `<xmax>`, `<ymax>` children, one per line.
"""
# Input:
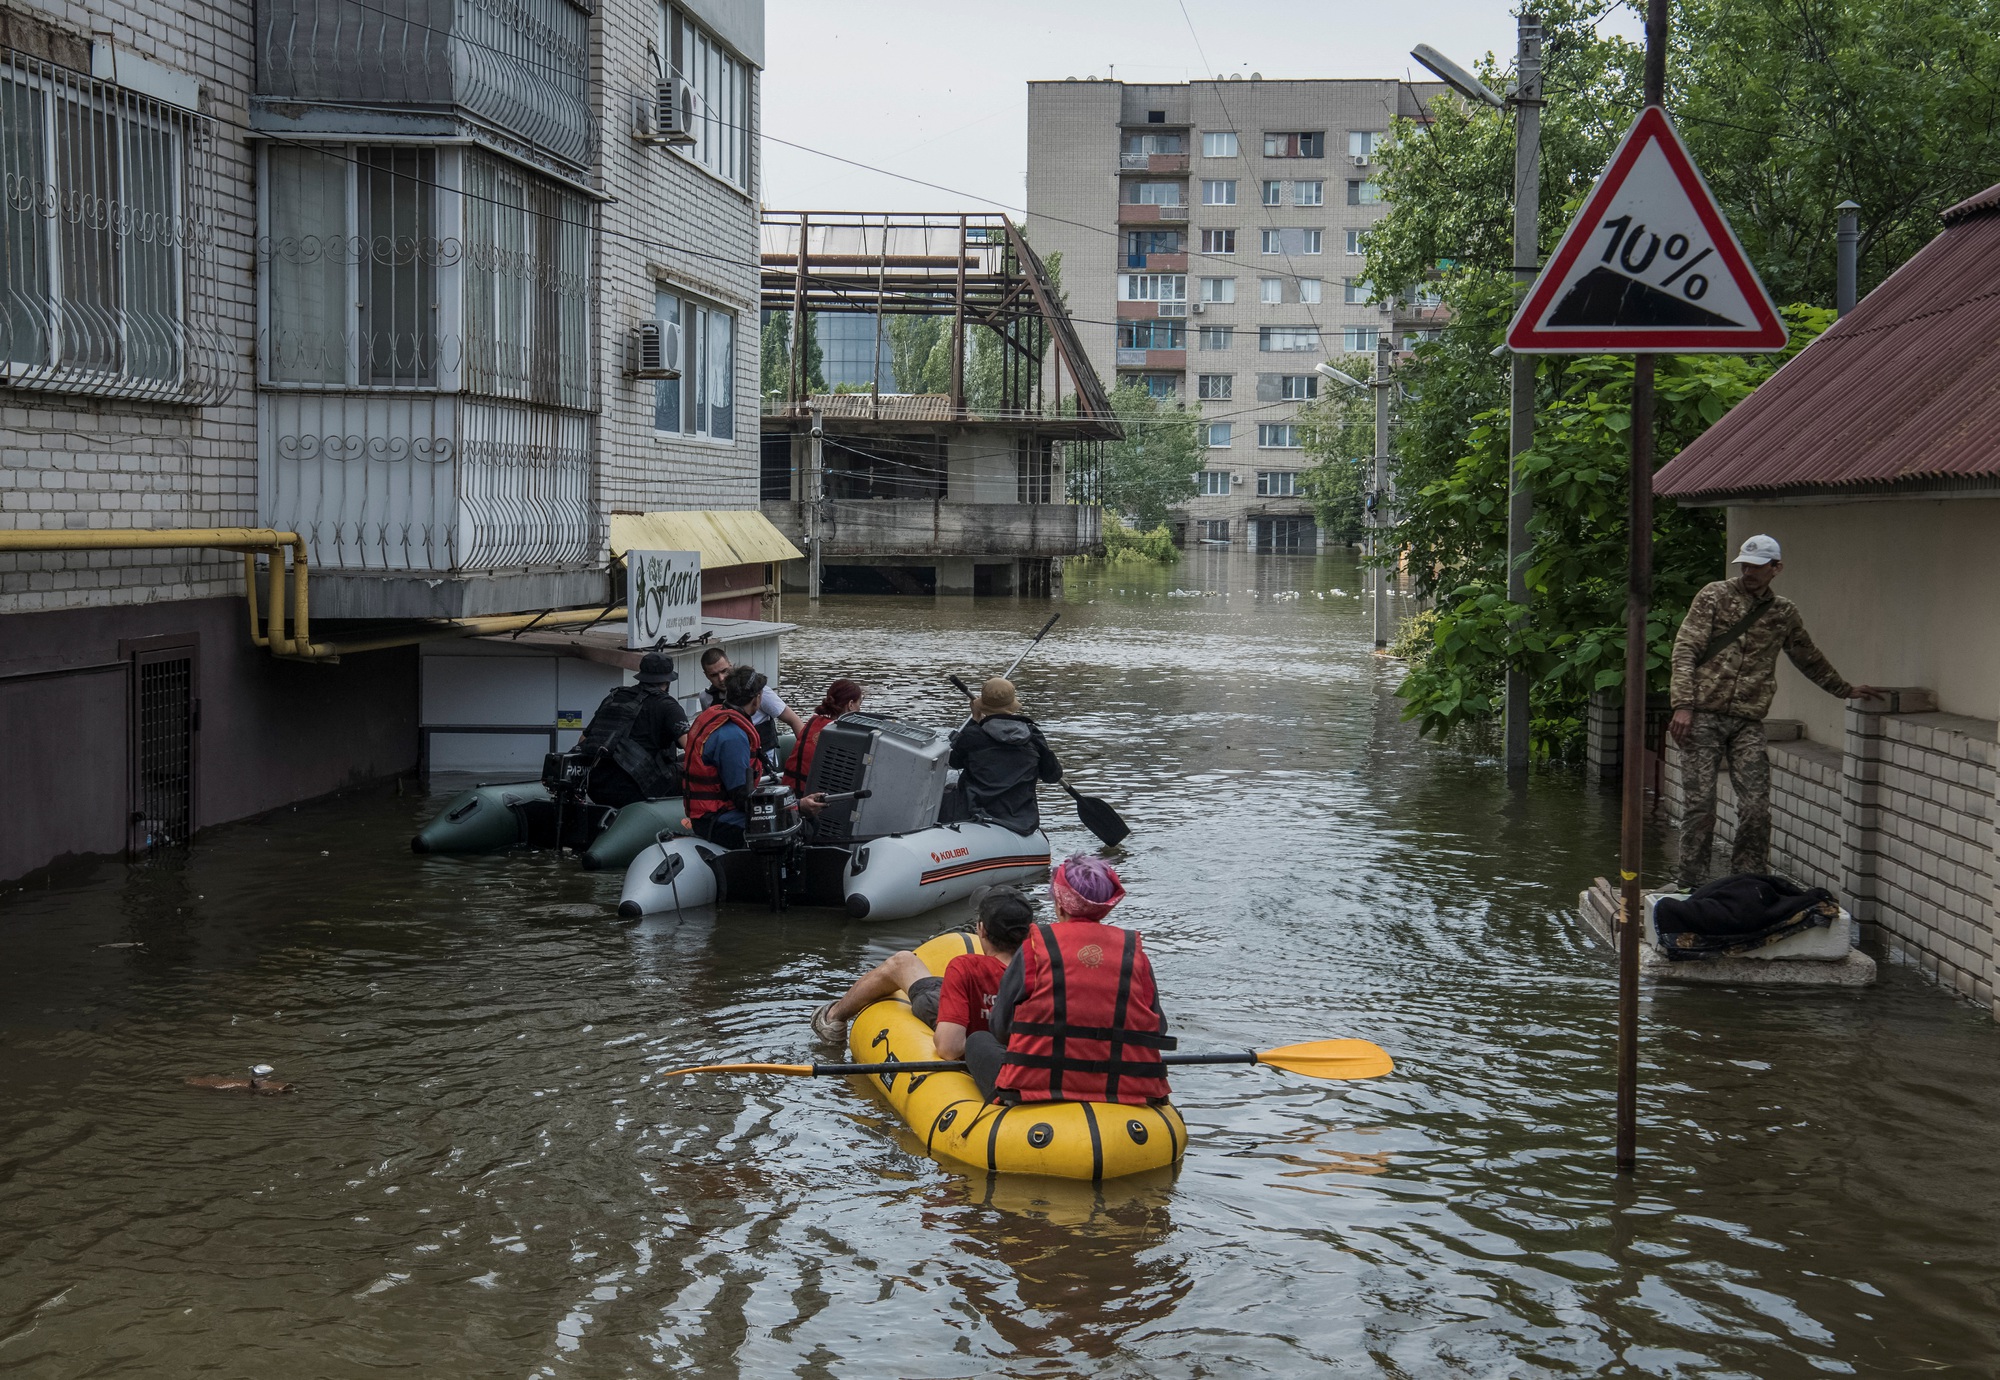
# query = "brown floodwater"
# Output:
<box><xmin>3</xmin><ymin>550</ymin><xmax>1997</xmax><ymax>1378</ymax></box>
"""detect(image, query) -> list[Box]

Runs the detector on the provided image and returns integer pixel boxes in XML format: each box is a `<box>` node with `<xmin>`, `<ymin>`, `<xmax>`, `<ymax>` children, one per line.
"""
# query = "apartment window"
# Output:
<box><xmin>1198</xmin><ymin>468</ymin><xmax>1231</xmax><ymax>493</ymax></box>
<box><xmin>1263</xmin><ymin>132</ymin><xmax>1324</xmax><ymax>158</ymax></box>
<box><xmin>1124</xmin><ymin>181</ymin><xmax>1183</xmax><ymax>206</ymax></box>
<box><xmin>1118</xmin><ymin>319</ymin><xmax>1185</xmax><ymax>350</ymax></box>
<box><xmin>654</xmin><ymin>287</ymin><xmax>735</xmax><ymax>440</ymax></box>
<box><xmin>1257</xmin><ymin>467</ymin><xmax>1301</xmax><ymax>491</ymax></box>
<box><xmin>1343</xmin><ymin>327</ymin><xmax>1380</xmax><ymax>352</ymax></box>
<box><xmin>1344</xmin><ymin>277</ymin><xmax>1374</xmax><ymax>305</ymax></box>
<box><xmin>1139</xmin><ymin>373</ymin><xmax>1178</xmax><ymax>399</ymax></box>
<box><xmin>1260</xmin><ymin>326</ymin><xmax>1320</xmax><ymax>352</ymax></box>
<box><xmin>1255</xmin><ymin>373</ymin><xmax>1319</xmax><ymax>402</ymax></box>
<box><xmin>1294</xmin><ymin>180</ymin><xmax>1324</xmax><ymax>206</ymax></box>
<box><xmin>1261</xmin><ymin>228</ymin><xmax>1322</xmax><ymax>255</ymax></box>
<box><xmin>1200</xmin><ymin>228</ymin><xmax>1236</xmax><ymax>254</ymax></box>
<box><xmin>1199</xmin><ymin>518</ymin><xmax>1231</xmax><ymax>541</ymax></box>
<box><xmin>1198</xmin><ymin>325</ymin><xmax>1235</xmax><ymax>350</ymax></box>
<box><xmin>662</xmin><ymin>5</ymin><xmax>751</xmax><ymax>190</ymax></box>
<box><xmin>1403</xmin><ymin>329</ymin><xmax>1442</xmax><ymax>349</ymax></box>
<box><xmin>1259</xmin><ymin>277</ymin><xmax>1283</xmax><ymax>305</ymax></box>
<box><xmin>1120</xmin><ymin>273</ymin><xmax>1187</xmax><ymax>302</ymax></box>
<box><xmin>1018</xmin><ymin>436</ymin><xmax>1055</xmax><ymax>504</ymax></box>
<box><xmin>1126</xmin><ymin>230</ymin><xmax>1182</xmax><ymax>257</ymax></box>
<box><xmin>1262</xmin><ymin>179</ymin><xmax>1283</xmax><ymax>206</ymax></box>
<box><xmin>1199</xmin><ymin>276</ymin><xmax>1235</xmax><ymax>303</ymax></box>
<box><xmin>1197</xmin><ymin>373</ymin><xmax>1232</xmax><ymax>400</ymax></box>
<box><xmin>1203</xmin><ymin>429</ymin><xmax>1231</xmax><ymax>455</ymax></box>
<box><xmin>1201</xmin><ymin>179</ymin><xmax>1237</xmax><ymax>206</ymax></box>
<box><xmin>1121</xmin><ymin>132</ymin><xmax>1184</xmax><ymax>155</ymax></box>
<box><xmin>1345</xmin><ymin>228</ymin><xmax>1368</xmax><ymax>255</ymax></box>
<box><xmin>1298</xmin><ymin>279</ymin><xmax>1322</xmax><ymax>304</ymax></box>
<box><xmin>1412</xmin><ymin>283</ymin><xmax>1443</xmax><ymax>307</ymax></box>
<box><xmin>1202</xmin><ymin>131</ymin><xmax>1238</xmax><ymax>158</ymax></box>
<box><xmin>1349</xmin><ymin>130</ymin><xmax>1385</xmax><ymax>159</ymax></box>
<box><xmin>1347</xmin><ymin>180</ymin><xmax>1384</xmax><ymax>206</ymax></box>
<box><xmin>4</xmin><ymin>62</ymin><xmax>191</xmax><ymax>390</ymax></box>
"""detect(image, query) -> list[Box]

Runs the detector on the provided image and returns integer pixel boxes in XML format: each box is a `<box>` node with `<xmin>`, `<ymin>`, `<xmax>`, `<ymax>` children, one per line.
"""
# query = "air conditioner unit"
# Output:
<box><xmin>634</xmin><ymin>78</ymin><xmax>696</xmax><ymax>146</ymax></box>
<box><xmin>1191</xmin><ymin>300</ymin><xmax>1206</xmax><ymax>313</ymax></box>
<box><xmin>1230</xmin><ymin>472</ymin><xmax>1244</xmax><ymax>483</ymax></box>
<box><xmin>627</xmin><ymin>319</ymin><xmax>682</xmax><ymax>379</ymax></box>
<box><xmin>1352</xmin><ymin>154</ymin><xmax>1371</xmax><ymax>167</ymax></box>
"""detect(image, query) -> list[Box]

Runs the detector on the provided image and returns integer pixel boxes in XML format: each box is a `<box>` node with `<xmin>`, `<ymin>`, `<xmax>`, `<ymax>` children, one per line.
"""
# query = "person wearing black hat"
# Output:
<box><xmin>574</xmin><ymin>651</ymin><xmax>689</xmax><ymax>807</ymax></box>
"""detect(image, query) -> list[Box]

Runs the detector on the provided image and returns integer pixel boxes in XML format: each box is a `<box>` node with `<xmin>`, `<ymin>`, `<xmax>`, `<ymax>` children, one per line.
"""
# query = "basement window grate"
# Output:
<box><xmin>132</xmin><ymin>654</ymin><xmax>193</xmax><ymax>854</ymax></box>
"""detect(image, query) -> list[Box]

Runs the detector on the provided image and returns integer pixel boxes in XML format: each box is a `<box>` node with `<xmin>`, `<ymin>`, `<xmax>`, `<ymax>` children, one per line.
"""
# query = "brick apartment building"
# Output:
<box><xmin>0</xmin><ymin>0</ymin><xmax>771</xmax><ymax>881</ymax></box>
<box><xmin>1026</xmin><ymin>75</ymin><xmax>1441</xmax><ymax>551</ymax></box>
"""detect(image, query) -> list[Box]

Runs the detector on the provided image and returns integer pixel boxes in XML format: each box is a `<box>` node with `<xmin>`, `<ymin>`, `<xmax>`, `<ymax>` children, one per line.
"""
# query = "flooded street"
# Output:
<box><xmin>4</xmin><ymin>550</ymin><xmax>1998</xmax><ymax>1378</ymax></box>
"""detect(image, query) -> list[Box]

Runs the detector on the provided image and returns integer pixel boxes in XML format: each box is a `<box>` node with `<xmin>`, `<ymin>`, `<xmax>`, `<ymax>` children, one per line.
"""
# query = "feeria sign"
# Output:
<box><xmin>626</xmin><ymin>549</ymin><xmax>702</xmax><ymax>649</ymax></box>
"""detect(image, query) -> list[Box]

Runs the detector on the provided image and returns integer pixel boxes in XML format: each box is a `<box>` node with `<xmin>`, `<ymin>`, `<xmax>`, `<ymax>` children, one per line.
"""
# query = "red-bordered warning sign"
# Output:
<box><xmin>1507</xmin><ymin>106</ymin><xmax>1786</xmax><ymax>353</ymax></box>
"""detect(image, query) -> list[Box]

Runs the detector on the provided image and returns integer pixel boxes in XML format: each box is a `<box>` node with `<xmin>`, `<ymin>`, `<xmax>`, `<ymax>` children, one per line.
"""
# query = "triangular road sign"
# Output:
<box><xmin>1508</xmin><ymin>106</ymin><xmax>1787</xmax><ymax>353</ymax></box>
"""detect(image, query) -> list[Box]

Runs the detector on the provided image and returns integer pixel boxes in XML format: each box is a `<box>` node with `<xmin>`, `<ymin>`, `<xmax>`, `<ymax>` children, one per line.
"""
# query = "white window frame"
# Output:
<box><xmin>1343</xmin><ymin>327</ymin><xmax>1380</xmax><ymax>352</ymax></box>
<box><xmin>1259</xmin><ymin>326</ymin><xmax>1320</xmax><ymax>353</ymax></box>
<box><xmin>1197</xmin><ymin>373</ymin><xmax>1232</xmax><ymax>400</ymax></box>
<box><xmin>1297</xmin><ymin>279</ymin><xmax>1322</xmax><ymax>304</ymax></box>
<box><xmin>661</xmin><ymin>5</ymin><xmax>753</xmax><ymax>191</ymax></box>
<box><xmin>1201</xmin><ymin>179</ymin><xmax>1237</xmax><ymax>206</ymax></box>
<box><xmin>1348</xmin><ymin>180</ymin><xmax>1384</xmax><ymax>206</ymax></box>
<box><xmin>1199</xmin><ymin>518</ymin><xmax>1231</xmax><ymax>541</ymax></box>
<box><xmin>1198</xmin><ymin>465</ymin><xmax>1232</xmax><ymax>490</ymax></box>
<box><xmin>1202</xmin><ymin>131</ymin><xmax>1238</xmax><ymax>158</ymax></box>
<box><xmin>1345</xmin><ymin>228</ymin><xmax>1368</xmax><ymax>255</ymax></box>
<box><xmin>1344</xmin><ymin>277</ymin><xmax>1374</xmax><ymax>305</ymax></box>
<box><xmin>1262</xmin><ymin>179</ymin><xmax>1283</xmax><ymax>206</ymax></box>
<box><xmin>1256</xmin><ymin>465</ymin><xmax>1301</xmax><ymax>489</ymax></box>
<box><xmin>1198</xmin><ymin>325</ymin><xmax>1235</xmax><ymax>350</ymax></box>
<box><xmin>1280</xmin><ymin>374</ymin><xmax>1318</xmax><ymax>401</ymax></box>
<box><xmin>1259</xmin><ymin>277</ymin><xmax>1283</xmax><ymax>305</ymax></box>
<box><xmin>1293</xmin><ymin>180</ymin><xmax>1324</xmax><ymax>206</ymax></box>
<box><xmin>1349</xmin><ymin>130</ymin><xmax>1385</xmax><ymax>158</ymax></box>
<box><xmin>1125</xmin><ymin>180</ymin><xmax>1184</xmax><ymax>206</ymax></box>
<box><xmin>1199</xmin><ymin>276</ymin><xmax>1235</xmax><ymax>303</ymax></box>
<box><xmin>1120</xmin><ymin>273</ymin><xmax>1187</xmax><ymax>302</ymax></box>
<box><xmin>654</xmin><ymin>284</ymin><xmax>737</xmax><ymax>443</ymax></box>
<box><xmin>1200</xmin><ymin>228</ymin><xmax>1236</xmax><ymax>254</ymax></box>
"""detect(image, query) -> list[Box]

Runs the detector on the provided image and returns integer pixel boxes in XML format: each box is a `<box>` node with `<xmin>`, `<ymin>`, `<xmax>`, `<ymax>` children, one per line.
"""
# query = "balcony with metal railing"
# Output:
<box><xmin>255</xmin><ymin>0</ymin><xmax>594</xmax><ymax>172</ymax></box>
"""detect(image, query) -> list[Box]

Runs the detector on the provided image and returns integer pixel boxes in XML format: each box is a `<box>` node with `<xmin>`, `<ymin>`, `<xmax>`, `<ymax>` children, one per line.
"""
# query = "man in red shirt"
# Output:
<box><xmin>812</xmin><ymin>890</ymin><xmax>1034</xmax><ymax>1049</ymax></box>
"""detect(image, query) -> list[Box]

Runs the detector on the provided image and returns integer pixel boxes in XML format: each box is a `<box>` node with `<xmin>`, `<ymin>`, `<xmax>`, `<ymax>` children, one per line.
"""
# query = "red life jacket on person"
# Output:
<box><xmin>783</xmin><ymin>713</ymin><xmax>833</xmax><ymax>792</ymax></box>
<box><xmin>995</xmin><ymin>921</ymin><xmax>1175</xmax><ymax>1105</ymax></box>
<box><xmin>683</xmin><ymin>704</ymin><xmax>761</xmax><ymax>819</ymax></box>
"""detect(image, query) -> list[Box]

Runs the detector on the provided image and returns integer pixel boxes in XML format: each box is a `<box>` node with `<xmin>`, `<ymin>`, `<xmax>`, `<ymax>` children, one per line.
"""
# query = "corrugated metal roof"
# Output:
<box><xmin>806</xmin><ymin>392</ymin><xmax>957</xmax><ymax>422</ymax></box>
<box><xmin>1654</xmin><ymin>183</ymin><xmax>2000</xmax><ymax>501</ymax></box>
<box><xmin>607</xmin><ymin>510</ymin><xmax>804</xmax><ymax>566</ymax></box>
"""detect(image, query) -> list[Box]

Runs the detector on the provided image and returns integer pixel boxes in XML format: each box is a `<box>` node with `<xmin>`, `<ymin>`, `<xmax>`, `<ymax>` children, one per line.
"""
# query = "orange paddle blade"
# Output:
<box><xmin>1254</xmin><ymin>1039</ymin><xmax>1394</xmax><ymax>1081</ymax></box>
<box><xmin>662</xmin><ymin>1062</ymin><xmax>815</xmax><ymax>1077</ymax></box>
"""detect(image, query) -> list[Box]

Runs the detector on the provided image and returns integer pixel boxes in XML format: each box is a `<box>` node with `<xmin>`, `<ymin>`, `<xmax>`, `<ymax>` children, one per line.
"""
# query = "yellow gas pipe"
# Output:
<box><xmin>0</xmin><ymin>529</ymin><xmax>624</xmax><ymax>661</ymax></box>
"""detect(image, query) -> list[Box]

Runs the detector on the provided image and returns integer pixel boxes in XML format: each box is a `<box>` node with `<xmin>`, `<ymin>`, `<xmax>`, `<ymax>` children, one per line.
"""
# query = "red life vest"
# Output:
<box><xmin>683</xmin><ymin>704</ymin><xmax>761</xmax><ymax>819</ymax></box>
<box><xmin>783</xmin><ymin>713</ymin><xmax>833</xmax><ymax>792</ymax></box>
<box><xmin>995</xmin><ymin>922</ymin><xmax>1175</xmax><ymax>1105</ymax></box>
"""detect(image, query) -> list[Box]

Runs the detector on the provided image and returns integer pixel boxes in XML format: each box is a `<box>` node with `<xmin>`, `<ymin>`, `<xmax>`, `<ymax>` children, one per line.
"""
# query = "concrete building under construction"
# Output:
<box><xmin>757</xmin><ymin>212</ymin><xmax>1118</xmax><ymax>595</ymax></box>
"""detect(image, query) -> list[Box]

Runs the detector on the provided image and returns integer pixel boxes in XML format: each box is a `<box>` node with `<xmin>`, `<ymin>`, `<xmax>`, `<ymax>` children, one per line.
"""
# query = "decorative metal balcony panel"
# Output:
<box><xmin>257</xmin><ymin>0</ymin><xmax>593</xmax><ymax>169</ymax></box>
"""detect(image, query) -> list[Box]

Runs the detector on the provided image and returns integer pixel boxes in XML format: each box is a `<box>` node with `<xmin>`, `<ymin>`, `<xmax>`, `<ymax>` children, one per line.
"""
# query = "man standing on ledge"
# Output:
<box><xmin>1669</xmin><ymin>534</ymin><xmax>1880</xmax><ymax>888</ymax></box>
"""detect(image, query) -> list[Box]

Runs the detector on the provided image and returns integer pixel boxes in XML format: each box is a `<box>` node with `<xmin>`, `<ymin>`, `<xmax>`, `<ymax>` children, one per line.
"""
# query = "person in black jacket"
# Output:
<box><xmin>575</xmin><ymin>652</ymin><xmax>688</xmax><ymax>807</ymax></box>
<box><xmin>947</xmin><ymin>677</ymin><xmax>1062</xmax><ymax>834</ymax></box>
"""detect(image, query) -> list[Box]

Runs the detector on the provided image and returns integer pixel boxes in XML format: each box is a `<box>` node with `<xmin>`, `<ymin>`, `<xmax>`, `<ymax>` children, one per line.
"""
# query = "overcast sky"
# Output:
<box><xmin>760</xmin><ymin>0</ymin><xmax>1643</xmax><ymax>213</ymax></box>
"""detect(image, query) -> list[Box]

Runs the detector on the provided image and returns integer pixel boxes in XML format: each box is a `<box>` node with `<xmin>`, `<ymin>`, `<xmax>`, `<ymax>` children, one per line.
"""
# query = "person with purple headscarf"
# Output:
<box><xmin>961</xmin><ymin>855</ymin><xmax>1174</xmax><ymax>1104</ymax></box>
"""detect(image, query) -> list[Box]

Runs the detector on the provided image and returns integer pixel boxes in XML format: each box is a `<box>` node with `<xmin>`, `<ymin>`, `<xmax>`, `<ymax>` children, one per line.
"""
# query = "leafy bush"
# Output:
<box><xmin>1099</xmin><ymin>513</ymin><xmax>1181</xmax><ymax>564</ymax></box>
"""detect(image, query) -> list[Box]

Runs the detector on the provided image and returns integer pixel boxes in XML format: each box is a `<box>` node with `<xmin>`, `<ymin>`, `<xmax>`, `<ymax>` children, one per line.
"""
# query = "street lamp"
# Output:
<box><xmin>1412</xmin><ymin>19</ymin><xmax>1542</xmax><ymax>775</ymax></box>
<box><xmin>1317</xmin><ymin>345</ymin><xmax>1395</xmax><ymax>648</ymax></box>
<box><xmin>1314</xmin><ymin>361</ymin><xmax>1366</xmax><ymax>391</ymax></box>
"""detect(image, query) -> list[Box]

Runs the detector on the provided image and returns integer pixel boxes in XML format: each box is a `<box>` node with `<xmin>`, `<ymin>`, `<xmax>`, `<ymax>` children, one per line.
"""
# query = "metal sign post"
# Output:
<box><xmin>1505</xmin><ymin>0</ymin><xmax>1784</xmax><ymax>1173</ymax></box>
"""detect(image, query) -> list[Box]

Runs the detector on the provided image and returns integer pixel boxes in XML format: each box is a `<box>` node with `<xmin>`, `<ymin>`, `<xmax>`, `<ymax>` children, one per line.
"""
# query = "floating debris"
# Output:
<box><xmin>187</xmin><ymin>1063</ymin><xmax>294</xmax><ymax>1095</ymax></box>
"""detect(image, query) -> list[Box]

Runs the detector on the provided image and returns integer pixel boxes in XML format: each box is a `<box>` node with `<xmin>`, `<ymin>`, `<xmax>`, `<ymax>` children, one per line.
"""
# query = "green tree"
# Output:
<box><xmin>887</xmin><ymin>314</ymin><xmax>949</xmax><ymax>393</ymax></box>
<box><xmin>759</xmin><ymin>310</ymin><xmax>824</xmax><ymax>403</ymax></box>
<box><xmin>1091</xmin><ymin>383</ymin><xmax>1203</xmax><ymax>528</ymax></box>
<box><xmin>1296</xmin><ymin>353</ymin><xmax>1377</xmax><ymax>545</ymax></box>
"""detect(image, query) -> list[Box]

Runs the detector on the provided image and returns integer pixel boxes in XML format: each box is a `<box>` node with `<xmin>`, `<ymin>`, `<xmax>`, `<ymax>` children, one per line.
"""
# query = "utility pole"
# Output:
<box><xmin>1835</xmin><ymin>200</ymin><xmax>1860</xmax><ymax>316</ymax></box>
<box><xmin>807</xmin><ymin>405</ymin><xmax>824</xmax><ymax>600</ymax></box>
<box><xmin>1505</xmin><ymin>14</ymin><xmax>1544</xmax><ymax>775</ymax></box>
<box><xmin>1373</xmin><ymin>330</ymin><xmax>1392</xmax><ymax>649</ymax></box>
<box><xmin>1615</xmin><ymin>0</ymin><xmax>1671</xmax><ymax>1177</ymax></box>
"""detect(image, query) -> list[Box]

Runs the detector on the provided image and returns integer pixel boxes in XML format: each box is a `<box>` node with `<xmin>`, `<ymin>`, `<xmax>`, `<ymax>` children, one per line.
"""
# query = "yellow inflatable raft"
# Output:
<box><xmin>849</xmin><ymin>931</ymin><xmax>1188</xmax><ymax>1180</ymax></box>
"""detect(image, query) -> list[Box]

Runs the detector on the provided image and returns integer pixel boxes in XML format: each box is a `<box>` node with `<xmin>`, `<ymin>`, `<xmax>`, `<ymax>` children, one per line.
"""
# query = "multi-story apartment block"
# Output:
<box><xmin>1027</xmin><ymin>75</ymin><xmax>1440</xmax><ymax>551</ymax></box>
<box><xmin>0</xmin><ymin>0</ymin><xmax>773</xmax><ymax>880</ymax></box>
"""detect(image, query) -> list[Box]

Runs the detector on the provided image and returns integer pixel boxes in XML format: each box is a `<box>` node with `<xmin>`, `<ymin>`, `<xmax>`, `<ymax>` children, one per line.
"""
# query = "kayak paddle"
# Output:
<box><xmin>948</xmin><ymin>674</ymin><xmax>1130</xmax><ymax>847</ymax></box>
<box><xmin>664</xmin><ymin>1038</ymin><xmax>1393</xmax><ymax>1082</ymax></box>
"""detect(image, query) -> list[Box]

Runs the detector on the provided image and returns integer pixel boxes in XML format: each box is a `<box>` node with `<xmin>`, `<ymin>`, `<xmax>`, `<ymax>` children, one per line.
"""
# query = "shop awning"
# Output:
<box><xmin>608</xmin><ymin>509</ymin><xmax>803</xmax><ymax>567</ymax></box>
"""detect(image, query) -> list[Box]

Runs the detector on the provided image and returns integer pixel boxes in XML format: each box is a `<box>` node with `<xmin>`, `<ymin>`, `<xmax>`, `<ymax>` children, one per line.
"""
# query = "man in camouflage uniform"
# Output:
<box><xmin>1669</xmin><ymin>534</ymin><xmax>1880</xmax><ymax>888</ymax></box>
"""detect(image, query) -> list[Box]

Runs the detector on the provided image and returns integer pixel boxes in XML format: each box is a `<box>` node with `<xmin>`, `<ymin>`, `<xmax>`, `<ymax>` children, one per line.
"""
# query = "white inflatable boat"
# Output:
<box><xmin>615</xmin><ymin>820</ymin><xmax>1050</xmax><ymax>920</ymax></box>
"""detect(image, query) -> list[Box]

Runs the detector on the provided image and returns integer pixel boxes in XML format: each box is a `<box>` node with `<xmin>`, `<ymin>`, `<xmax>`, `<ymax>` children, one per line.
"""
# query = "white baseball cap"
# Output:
<box><xmin>1734</xmin><ymin>534</ymin><xmax>1782</xmax><ymax>566</ymax></box>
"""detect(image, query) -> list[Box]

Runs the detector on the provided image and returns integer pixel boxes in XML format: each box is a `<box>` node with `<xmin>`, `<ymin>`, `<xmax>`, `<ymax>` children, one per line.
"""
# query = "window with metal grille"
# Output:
<box><xmin>1199</xmin><ymin>518</ymin><xmax>1230</xmax><ymax>541</ymax></box>
<box><xmin>132</xmin><ymin>652</ymin><xmax>193</xmax><ymax>854</ymax></box>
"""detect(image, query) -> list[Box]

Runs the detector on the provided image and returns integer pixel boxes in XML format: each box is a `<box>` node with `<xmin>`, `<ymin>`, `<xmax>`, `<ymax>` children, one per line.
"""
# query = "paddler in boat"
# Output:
<box><xmin>811</xmin><ymin>887</ymin><xmax>1034</xmax><ymax>1048</ymax></box>
<box><xmin>699</xmin><ymin>647</ymin><xmax>804</xmax><ymax>772</ymax></box>
<box><xmin>965</xmin><ymin>856</ymin><xmax>1175</xmax><ymax>1107</ymax></box>
<box><xmin>783</xmin><ymin>678</ymin><xmax>863</xmax><ymax>792</ymax></box>
<box><xmin>573</xmin><ymin>651</ymin><xmax>687</xmax><ymax>807</ymax></box>
<box><xmin>945</xmin><ymin>677</ymin><xmax>1063</xmax><ymax>833</ymax></box>
<box><xmin>683</xmin><ymin>665</ymin><xmax>769</xmax><ymax>850</ymax></box>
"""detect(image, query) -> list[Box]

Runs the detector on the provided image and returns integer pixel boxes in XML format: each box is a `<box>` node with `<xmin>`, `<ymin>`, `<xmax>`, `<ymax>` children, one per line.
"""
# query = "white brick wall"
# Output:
<box><xmin>0</xmin><ymin>0</ymin><xmax>259</xmax><ymax>613</ymax></box>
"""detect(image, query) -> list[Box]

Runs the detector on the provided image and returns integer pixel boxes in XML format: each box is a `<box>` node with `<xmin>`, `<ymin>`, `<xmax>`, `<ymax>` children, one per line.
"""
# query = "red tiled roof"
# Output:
<box><xmin>1654</xmin><ymin>183</ymin><xmax>2000</xmax><ymax>501</ymax></box>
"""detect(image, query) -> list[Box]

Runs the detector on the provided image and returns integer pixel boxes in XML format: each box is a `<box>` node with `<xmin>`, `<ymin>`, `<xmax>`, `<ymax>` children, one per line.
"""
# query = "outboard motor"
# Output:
<box><xmin>744</xmin><ymin>781</ymin><xmax>804</xmax><ymax>912</ymax></box>
<box><xmin>541</xmin><ymin>750</ymin><xmax>593</xmax><ymax>800</ymax></box>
